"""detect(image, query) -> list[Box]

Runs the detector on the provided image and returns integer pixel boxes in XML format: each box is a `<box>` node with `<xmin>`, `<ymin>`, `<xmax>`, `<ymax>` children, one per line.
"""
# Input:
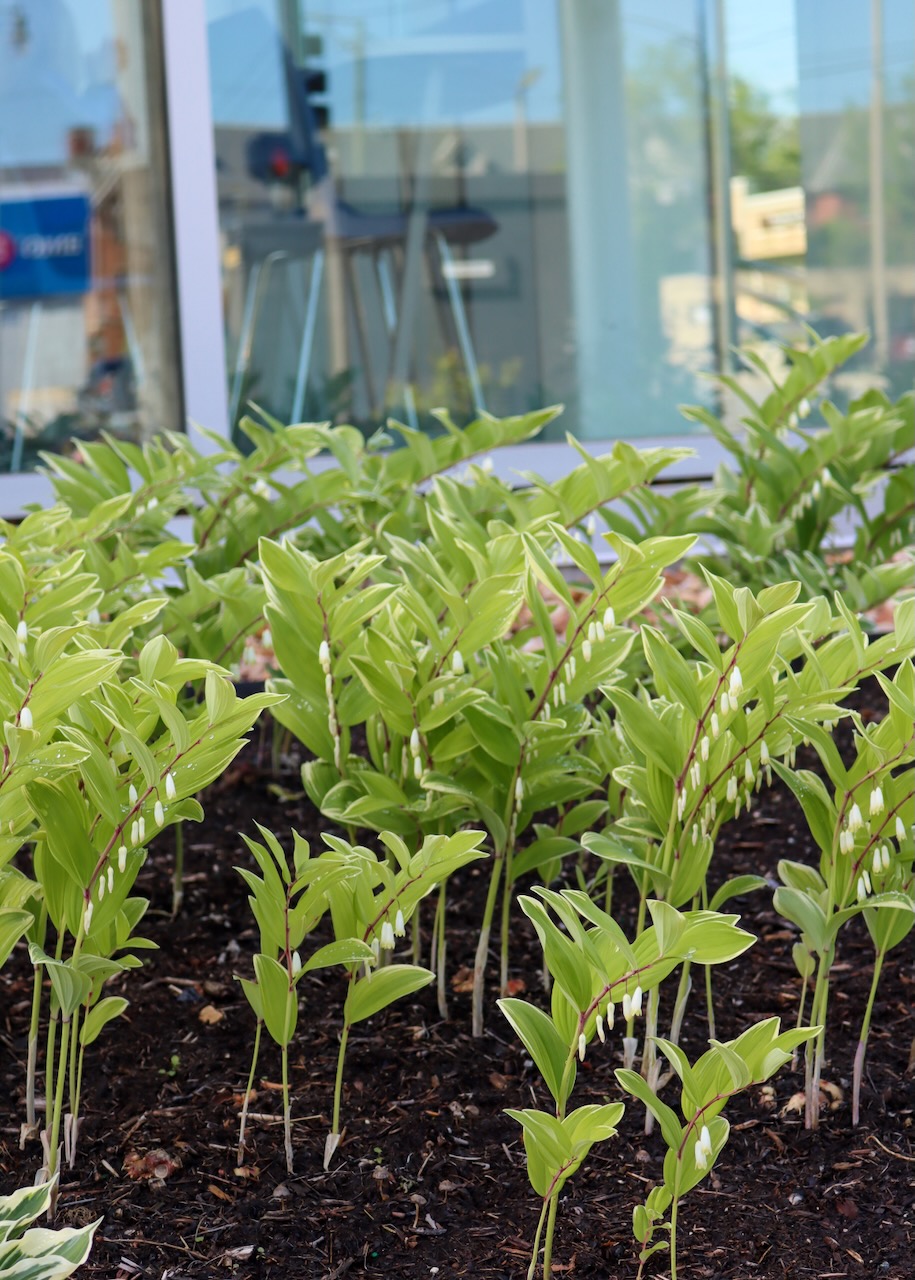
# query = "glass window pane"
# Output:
<box><xmin>0</xmin><ymin>1</ymin><xmax>181</xmax><ymax>474</ymax></box>
<box><xmin>723</xmin><ymin>0</ymin><xmax>914</xmax><ymax>408</ymax></box>
<box><xmin>208</xmin><ymin>0</ymin><xmax>716</xmax><ymax>445</ymax></box>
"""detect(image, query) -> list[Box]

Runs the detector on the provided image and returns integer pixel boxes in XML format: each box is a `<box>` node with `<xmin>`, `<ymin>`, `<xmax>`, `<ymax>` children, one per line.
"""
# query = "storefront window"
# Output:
<box><xmin>207</xmin><ymin>0</ymin><xmax>716</xmax><ymax>444</ymax></box>
<box><xmin>206</xmin><ymin>1</ymin><xmax>912</xmax><ymax>449</ymax></box>
<box><xmin>724</xmin><ymin>0</ymin><xmax>914</xmax><ymax>406</ymax></box>
<box><xmin>0</xmin><ymin>1</ymin><xmax>181</xmax><ymax>474</ymax></box>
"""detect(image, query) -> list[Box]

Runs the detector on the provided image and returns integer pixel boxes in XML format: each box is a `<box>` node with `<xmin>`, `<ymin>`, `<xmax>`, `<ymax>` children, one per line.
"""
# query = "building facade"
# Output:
<box><xmin>0</xmin><ymin>0</ymin><xmax>912</xmax><ymax>510</ymax></box>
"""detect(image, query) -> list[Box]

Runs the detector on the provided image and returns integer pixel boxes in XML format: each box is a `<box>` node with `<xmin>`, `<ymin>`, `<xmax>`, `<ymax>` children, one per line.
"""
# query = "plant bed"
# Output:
<box><xmin>2</xmin><ymin>699</ymin><xmax>913</xmax><ymax>1280</ymax></box>
<box><xmin>1</xmin><ymin>336</ymin><xmax>913</xmax><ymax>1279</ymax></box>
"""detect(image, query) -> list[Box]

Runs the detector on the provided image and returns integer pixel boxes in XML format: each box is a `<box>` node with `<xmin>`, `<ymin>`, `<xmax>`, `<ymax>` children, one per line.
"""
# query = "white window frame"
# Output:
<box><xmin>161</xmin><ymin>0</ymin><xmax>229</xmax><ymax>453</ymax></box>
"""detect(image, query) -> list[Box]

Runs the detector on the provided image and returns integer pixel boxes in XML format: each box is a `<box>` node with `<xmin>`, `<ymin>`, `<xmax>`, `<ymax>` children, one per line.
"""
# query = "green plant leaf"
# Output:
<box><xmin>346</xmin><ymin>964</ymin><xmax>433</xmax><ymax>1024</ymax></box>
<box><xmin>616</xmin><ymin>1068</ymin><xmax>683</xmax><ymax>1149</ymax></box>
<box><xmin>252</xmin><ymin>952</ymin><xmax>297</xmax><ymax>1047</ymax></box>
<box><xmin>498</xmin><ymin>998</ymin><xmax>569</xmax><ymax>1106</ymax></box>
<box><xmin>79</xmin><ymin>996</ymin><xmax>129</xmax><ymax>1047</ymax></box>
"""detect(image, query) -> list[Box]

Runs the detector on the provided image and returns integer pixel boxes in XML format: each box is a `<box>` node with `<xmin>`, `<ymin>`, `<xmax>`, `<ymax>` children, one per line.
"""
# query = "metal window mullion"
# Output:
<box><xmin>161</xmin><ymin>0</ymin><xmax>230</xmax><ymax>448</ymax></box>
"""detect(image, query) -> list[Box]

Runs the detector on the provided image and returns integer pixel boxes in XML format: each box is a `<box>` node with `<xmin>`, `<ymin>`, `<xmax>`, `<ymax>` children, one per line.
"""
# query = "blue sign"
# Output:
<box><xmin>0</xmin><ymin>193</ymin><xmax>91</xmax><ymax>300</ymax></box>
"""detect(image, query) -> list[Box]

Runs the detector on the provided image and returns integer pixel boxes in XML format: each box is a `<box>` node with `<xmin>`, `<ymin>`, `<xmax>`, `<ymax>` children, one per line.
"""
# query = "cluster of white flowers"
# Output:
<box><xmin>409</xmin><ymin>727</ymin><xmax>424</xmax><ymax>780</ymax></box>
<box><xmin>622</xmin><ymin>986</ymin><xmax>643</xmax><ymax>1021</ymax></box>
<box><xmin>872</xmin><ymin>845</ymin><xmax>891</xmax><ymax>875</ymax></box>
<box><xmin>725</xmin><ymin>666</ymin><xmax>743</xmax><ymax>713</ymax></box>
<box><xmin>578</xmin><ymin>999</ymin><xmax>618</xmax><ymax>1062</ymax></box>
<box><xmin>595</xmin><ymin>1002</ymin><xmax>614</xmax><ymax>1042</ymax></box>
<box><xmin>97</xmin><ymin>864</ymin><xmax>116</xmax><ymax>902</ymax></box>
<box><xmin>840</xmin><ymin>796</ymin><xmax>907</xmax><ymax>887</ymax></box>
<box><xmin>16</xmin><ymin>619</ymin><xmax>28</xmax><ymax>657</ymax></box>
<box><xmin>377</xmin><ymin>909</ymin><xmax>407</xmax><ymax>955</ymax></box>
<box><xmin>585</xmin><ymin>606</ymin><xmax>614</xmax><ymax>649</ymax></box>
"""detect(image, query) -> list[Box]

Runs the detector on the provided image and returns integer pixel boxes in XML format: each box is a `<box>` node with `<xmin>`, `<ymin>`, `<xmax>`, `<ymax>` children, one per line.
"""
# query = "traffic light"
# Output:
<box><xmin>245</xmin><ymin>38</ymin><xmax>330</xmax><ymax>186</ymax></box>
<box><xmin>246</xmin><ymin>132</ymin><xmax>296</xmax><ymax>183</ymax></box>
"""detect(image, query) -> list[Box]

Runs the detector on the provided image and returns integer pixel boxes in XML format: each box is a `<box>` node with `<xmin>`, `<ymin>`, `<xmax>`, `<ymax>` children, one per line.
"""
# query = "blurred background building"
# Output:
<box><xmin>0</xmin><ymin>0</ymin><xmax>912</xmax><ymax>506</ymax></box>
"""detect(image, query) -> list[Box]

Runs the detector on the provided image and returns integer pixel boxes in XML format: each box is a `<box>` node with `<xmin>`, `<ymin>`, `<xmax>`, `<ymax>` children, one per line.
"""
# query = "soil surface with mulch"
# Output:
<box><xmin>2</xmin><ymin>688</ymin><xmax>913</xmax><ymax>1280</ymax></box>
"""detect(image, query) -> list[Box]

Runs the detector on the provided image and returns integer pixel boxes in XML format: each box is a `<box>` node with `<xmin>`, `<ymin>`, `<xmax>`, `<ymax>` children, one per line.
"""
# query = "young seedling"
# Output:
<box><xmin>235</xmin><ymin>824</ymin><xmax>370</xmax><ymax>1171</ymax></box>
<box><xmin>0</xmin><ymin>561</ymin><xmax>278</xmax><ymax>1198</ymax></box>
<box><xmin>499</xmin><ymin>888</ymin><xmax>754</xmax><ymax>1278</ymax></box>
<box><xmin>618</xmin><ymin>1018</ymin><xmax>818</xmax><ymax>1278</ymax></box>
<box><xmin>589</xmin><ymin>581</ymin><xmax>914</xmax><ymax>1108</ymax></box>
<box><xmin>319</xmin><ymin>829</ymin><xmax>486</xmax><ymax>1167</ymax></box>
<box><xmin>773</xmin><ymin>656</ymin><xmax>915</xmax><ymax>1126</ymax></box>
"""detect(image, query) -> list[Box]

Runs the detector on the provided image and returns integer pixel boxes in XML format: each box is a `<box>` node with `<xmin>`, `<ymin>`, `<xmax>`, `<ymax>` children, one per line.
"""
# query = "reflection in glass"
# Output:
<box><xmin>209</xmin><ymin>0</ymin><xmax>718</xmax><ymax>444</ymax></box>
<box><xmin>207</xmin><ymin>1</ymin><xmax>912</xmax><ymax>449</ymax></box>
<box><xmin>724</xmin><ymin>0</ymin><xmax>914</xmax><ymax>407</ymax></box>
<box><xmin>0</xmin><ymin>1</ymin><xmax>180</xmax><ymax>473</ymax></box>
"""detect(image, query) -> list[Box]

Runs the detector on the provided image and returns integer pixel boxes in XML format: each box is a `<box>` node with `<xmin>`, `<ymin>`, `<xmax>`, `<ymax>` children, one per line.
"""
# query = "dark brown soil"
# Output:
<box><xmin>2</xmin><ymin>707</ymin><xmax>913</xmax><ymax>1279</ymax></box>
